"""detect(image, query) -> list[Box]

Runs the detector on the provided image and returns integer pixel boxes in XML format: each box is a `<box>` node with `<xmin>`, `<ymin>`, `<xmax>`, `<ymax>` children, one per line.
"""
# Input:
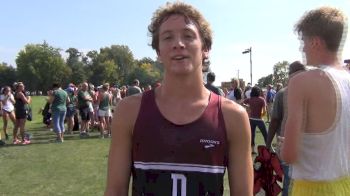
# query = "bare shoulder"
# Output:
<box><xmin>112</xmin><ymin>94</ymin><xmax>142</xmax><ymax>134</ymax></box>
<box><xmin>113</xmin><ymin>94</ymin><xmax>143</xmax><ymax>130</ymax></box>
<box><xmin>220</xmin><ymin>97</ymin><xmax>250</xmax><ymax>140</ymax></box>
<box><xmin>221</xmin><ymin>97</ymin><xmax>247</xmax><ymax>117</ymax></box>
<box><xmin>289</xmin><ymin>69</ymin><xmax>330</xmax><ymax>93</ymax></box>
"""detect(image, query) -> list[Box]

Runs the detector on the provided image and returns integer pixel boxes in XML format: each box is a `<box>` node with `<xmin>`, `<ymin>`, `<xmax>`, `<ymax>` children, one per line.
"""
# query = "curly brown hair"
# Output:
<box><xmin>148</xmin><ymin>2</ymin><xmax>213</xmax><ymax>53</ymax></box>
<box><xmin>295</xmin><ymin>6</ymin><xmax>347</xmax><ymax>52</ymax></box>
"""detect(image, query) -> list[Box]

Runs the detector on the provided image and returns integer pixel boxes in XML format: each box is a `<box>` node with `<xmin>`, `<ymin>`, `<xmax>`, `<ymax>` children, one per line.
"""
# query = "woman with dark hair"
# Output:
<box><xmin>243</xmin><ymin>86</ymin><xmax>268</xmax><ymax>154</ymax></box>
<box><xmin>13</xmin><ymin>82</ymin><xmax>31</xmax><ymax>145</ymax></box>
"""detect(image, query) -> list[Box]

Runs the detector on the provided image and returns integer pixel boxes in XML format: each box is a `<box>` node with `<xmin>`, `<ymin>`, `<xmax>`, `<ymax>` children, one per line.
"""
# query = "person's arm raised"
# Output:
<box><xmin>19</xmin><ymin>92</ymin><xmax>31</xmax><ymax>104</ymax></box>
<box><xmin>222</xmin><ymin>100</ymin><xmax>253</xmax><ymax>196</ymax></box>
<box><xmin>105</xmin><ymin>95</ymin><xmax>142</xmax><ymax>196</ymax></box>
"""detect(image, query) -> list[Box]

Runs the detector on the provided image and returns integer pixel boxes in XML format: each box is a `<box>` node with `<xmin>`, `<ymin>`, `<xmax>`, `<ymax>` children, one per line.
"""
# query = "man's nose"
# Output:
<box><xmin>172</xmin><ymin>36</ymin><xmax>185</xmax><ymax>49</ymax></box>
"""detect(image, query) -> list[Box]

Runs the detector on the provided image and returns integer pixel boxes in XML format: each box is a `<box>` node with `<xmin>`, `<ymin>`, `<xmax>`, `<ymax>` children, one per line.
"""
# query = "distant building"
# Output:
<box><xmin>221</xmin><ymin>79</ymin><xmax>246</xmax><ymax>90</ymax></box>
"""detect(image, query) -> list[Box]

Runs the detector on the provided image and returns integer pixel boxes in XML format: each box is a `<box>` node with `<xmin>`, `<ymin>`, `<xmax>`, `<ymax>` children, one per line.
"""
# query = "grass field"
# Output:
<box><xmin>0</xmin><ymin>96</ymin><xmax>267</xmax><ymax>196</ymax></box>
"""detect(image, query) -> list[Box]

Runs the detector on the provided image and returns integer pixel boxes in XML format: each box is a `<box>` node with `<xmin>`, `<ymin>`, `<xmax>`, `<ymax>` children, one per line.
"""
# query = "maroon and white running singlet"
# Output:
<box><xmin>132</xmin><ymin>90</ymin><xmax>228</xmax><ymax>196</ymax></box>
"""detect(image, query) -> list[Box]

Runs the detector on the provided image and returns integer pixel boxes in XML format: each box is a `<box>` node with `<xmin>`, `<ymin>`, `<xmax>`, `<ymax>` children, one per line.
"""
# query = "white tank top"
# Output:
<box><xmin>0</xmin><ymin>94</ymin><xmax>15</xmax><ymax>112</ymax></box>
<box><xmin>291</xmin><ymin>66</ymin><xmax>350</xmax><ymax>181</ymax></box>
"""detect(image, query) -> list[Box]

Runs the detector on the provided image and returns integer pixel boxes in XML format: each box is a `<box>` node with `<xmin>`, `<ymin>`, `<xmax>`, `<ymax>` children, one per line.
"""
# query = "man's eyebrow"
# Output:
<box><xmin>159</xmin><ymin>30</ymin><xmax>172</xmax><ymax>36</ymax></box>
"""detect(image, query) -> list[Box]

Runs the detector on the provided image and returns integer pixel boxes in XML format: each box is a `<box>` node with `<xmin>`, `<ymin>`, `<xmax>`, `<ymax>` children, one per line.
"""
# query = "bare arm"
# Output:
<box><xmin>66</xmin><ymin>92</ymin><xmax>70</xmax><ymax>104</ymax></box>
<box><xmin>222</xmin><ymin>100</ymin><xmax>253</xmax><ymax>196</ymax></box>
<box><xmin>9</xmin><ymin>94</ymin><xmax>16</xmax><ymax>104</ymax></box>
<box><xmin>105</xmin><ymin>96</ymin><xmax>141</xmax><ymax>196</ymax></box>
<box><xmin>266</xmin><ymin>91</ymin><xmax>284</xmax><ymax>149</ymax></box>
<box><xmin>18</xmin><ymin>92</ymin><xmax>31</xmax><ymax>104</ymax></box>
<box><xmin>281</xmin><ymin>77</ymin><xmax>305</xmax><ymax>163</ymax></box>
<box><xmin>266</xmin><ymin>118</ymin><xmax>280</xmax><ymax>149</ymax></box>
<box><xmin>2</xmin><ymin>93</ymin><xmax>15</xmax><ymax>105</ymax></box>
<box><xmin>96</xmin><ymin>93</ymin><xmax>102</xmax><ymax>106</ymax></box>
<box><xmin>261</xmin><ymin>99</ymin><xmax>267</xmax><ymax>117</ymax></box>
<box><xmin>109</xmin><ymin>93</ymin><xmax>113</xmax><ymax>106</ymax></box>
<box><xmin>1</xmin><ymin>95</ymin><xmax>7</xmax><ymax>105</ymax></box>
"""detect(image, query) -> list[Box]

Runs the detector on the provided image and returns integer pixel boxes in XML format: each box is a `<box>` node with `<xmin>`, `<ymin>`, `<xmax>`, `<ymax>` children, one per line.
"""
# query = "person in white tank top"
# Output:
<box><xmin>280</xmin><ymin>6</ymin><xmax>350</xmax><ymax>196</ymax></box>
<box><xmin>0</xmin><ymin>86</ymin><xmax>16</xmax><ymax>141</ymax></box>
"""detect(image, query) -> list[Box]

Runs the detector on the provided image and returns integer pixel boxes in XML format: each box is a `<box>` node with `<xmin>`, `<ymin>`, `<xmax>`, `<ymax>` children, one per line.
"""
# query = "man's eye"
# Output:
<box><xmin>184</xmin><ymin>34</ymin><xmax>193</xmax><ymax>39</ymax></box>
<box><xmin>163</xmin><ymin>36</ymin><xmax>172</xmax><ymax>40</ymax></box>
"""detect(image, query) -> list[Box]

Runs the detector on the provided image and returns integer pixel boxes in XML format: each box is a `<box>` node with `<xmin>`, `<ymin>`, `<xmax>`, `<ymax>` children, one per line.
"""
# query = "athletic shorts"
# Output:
<box><xmin>98</xmin><ymin>109</ymin><xmax>111</xmax><ymax>117</ymax></box>
<box><xmin>15</xmin><ymin>109</ymin><xmax>27</xmax><ymax>119</ymax></box>
<box><xmin>88</xmin><ymin>102</ymin><xmax>94</xmax><ymax>113</ymax></box>
<box><xmin>2</xmin><ymin>108</ymin><xmax>14</xmax><ymax>114</ymax></box>
<box><xmin>66</xmin><ymin>106</ymin><xmax>76</xmax><ymax>118</ymax></box>
<box><xmin>79</xmin><ymin>108</ymin><xmax>90</xmax><ymax>121</ymax></box>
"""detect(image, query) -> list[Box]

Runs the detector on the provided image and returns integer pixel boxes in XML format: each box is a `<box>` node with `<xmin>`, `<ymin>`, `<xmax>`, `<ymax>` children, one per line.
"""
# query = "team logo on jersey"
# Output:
<box><xmin>200</xmin><ymin>139</ymin><xmax>220</xmax><ymax>149</ymax></box>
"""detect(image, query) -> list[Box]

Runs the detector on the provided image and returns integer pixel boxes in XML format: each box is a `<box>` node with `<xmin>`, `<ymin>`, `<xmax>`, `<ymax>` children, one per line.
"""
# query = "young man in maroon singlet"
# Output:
<box><xmin>105</xmin><ymin>2</ymin><xmax>253</xmax><ymax>196</ymax></box>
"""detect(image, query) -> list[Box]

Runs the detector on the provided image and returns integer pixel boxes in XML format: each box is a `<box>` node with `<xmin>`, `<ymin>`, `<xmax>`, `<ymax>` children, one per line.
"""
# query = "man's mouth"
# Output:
<box><xmin>172</xmin><ymin>55</ymin><xmax>188</xmax><ymax>60</ymax></box>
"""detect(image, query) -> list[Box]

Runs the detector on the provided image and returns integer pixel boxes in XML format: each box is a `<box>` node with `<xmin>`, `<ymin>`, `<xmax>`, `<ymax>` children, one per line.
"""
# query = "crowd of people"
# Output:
<box><xmin>0</xmin><ymin>80</ymin><xmax>160</xmax><ymax>144</ymax></box>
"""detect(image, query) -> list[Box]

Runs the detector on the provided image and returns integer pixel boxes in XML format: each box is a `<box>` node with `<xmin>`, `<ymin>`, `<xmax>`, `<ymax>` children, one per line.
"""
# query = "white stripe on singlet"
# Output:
<box><xmin>134</xmin><ymin>161</ymin><xmax>226</xmax><ymax>174</ymax></box>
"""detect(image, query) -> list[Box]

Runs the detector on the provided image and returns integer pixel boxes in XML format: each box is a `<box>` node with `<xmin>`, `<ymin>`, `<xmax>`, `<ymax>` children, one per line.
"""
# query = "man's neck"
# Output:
<box><xmin>159</xmin><ymin>74</ymin><xmax>207</xmax><ymax>101</ymax></box>
<box><xmin>312</xmin><ymin>51</ymin><xmax>342</xmax><ymax>68</ymax></box>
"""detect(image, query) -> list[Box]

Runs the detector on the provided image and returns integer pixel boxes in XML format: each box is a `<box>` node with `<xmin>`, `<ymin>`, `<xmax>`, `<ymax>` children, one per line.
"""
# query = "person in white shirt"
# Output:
<box><xmin>0</xmin><ymin>86</ymin><xmax>16</xmax><ymax>140</ymax></box>
<box><xmin>281</xmin><ymin>6</ymin><xmax>350</xmax><ymax>195</ymax></box>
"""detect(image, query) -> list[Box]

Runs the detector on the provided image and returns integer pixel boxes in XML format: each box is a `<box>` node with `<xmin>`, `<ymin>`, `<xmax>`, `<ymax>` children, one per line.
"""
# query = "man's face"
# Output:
<box><xmin>82</xmin><ymin>83</ymin><xmax>88</xmax><ymax>91</ymax></box>
<box><xmin>157</xmin><ymin>14</ymin><xmax>208</xmax><ymax>76</ymax></box>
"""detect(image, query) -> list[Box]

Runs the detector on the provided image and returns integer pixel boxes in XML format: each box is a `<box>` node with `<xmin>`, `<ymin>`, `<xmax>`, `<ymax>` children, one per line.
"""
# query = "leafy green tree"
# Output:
<box><xmin>135</xmin><ymin>57</ymin><xmax>155</xmax><ymax>66</ymax></box>
<box><xmin>273</xmin><ymin>61</ymin><xmax>289</xmax><ymax>86</ymax></box>
<box><xmin>66</xmin><ymin>48</ymin><xmax>87</xmax><ymax>85</ymax></box>
<box><xmin>0</xmin><ymin>62</ymin><xmax>17</xmax><ymax>87</ymax></box>
<box><xmin>257</xmin><ymin>74</ymin><xmax>273</xmax><ymax>88</ymax></box>
<box><xmin>135</xmin><ymin>57</ymin><xmax>164</xmax><ymax>84</ymax></box>
<box><xmin>16</xmin><ymin>41</ymin><xmax>70</xmax><ymax>91</ymax></box>
<box><xmin>66</xmin><ymin>48</ymin><xmax>81</xmax><ymax>65</ymax></box>
<box><xmin>89</xmin><ymin>60</ymin><xmax>118</xmax><ymax>85</ymax></box>
<box><xmin>98</xmin><ymin>45</ymin><xmax>136</xmax><ymax>85</ymax></box>
<box><xmin>86</xmin><ymin>50</ymin><xmax>99</xmax><ymax>65</ymax></box>
<box><xmin>127</xmin><ymin>62</ymin><xmax>162</xmax><ymax>87</ymax></box>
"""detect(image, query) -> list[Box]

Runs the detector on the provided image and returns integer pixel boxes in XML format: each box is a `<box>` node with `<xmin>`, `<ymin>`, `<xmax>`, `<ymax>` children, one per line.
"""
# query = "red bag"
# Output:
<box><xmin>253</xmin><ymin>145</ymin><xmax>283</xmax><ymax>196</ymax></box>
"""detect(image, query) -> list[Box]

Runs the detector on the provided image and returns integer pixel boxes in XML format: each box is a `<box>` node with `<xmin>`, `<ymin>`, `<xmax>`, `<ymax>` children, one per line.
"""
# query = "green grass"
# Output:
<box><xmin>0</xmin><ymin>96</ymin><xmax>267</xmax><ymax>196</ymax></box>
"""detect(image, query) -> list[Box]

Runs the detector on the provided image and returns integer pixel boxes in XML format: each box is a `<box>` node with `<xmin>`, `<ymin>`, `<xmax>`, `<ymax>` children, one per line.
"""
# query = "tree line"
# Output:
<box><xmin>0</xmin><ymin>41</ymin><xmax>163</xmax><ymax>92</ymax></box>
<box><xmin>1</xmin><ymin>40</ymin><xmax>292</xmax><ymax>91</ymax></box>
<box><xmin>256</xmin><ymin>61</ymin><xmax>289</xmax><ymax>88</ymax></box>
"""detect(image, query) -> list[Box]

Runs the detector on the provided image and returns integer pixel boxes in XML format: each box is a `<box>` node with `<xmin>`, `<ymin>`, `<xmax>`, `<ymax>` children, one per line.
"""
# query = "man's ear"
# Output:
<box><xmin>202</xmin><ymin>48</ymin><xmax>210</xmax><ymax>72</ymax></box>
<box><xmin>316</xmin><ymin>37</ymin><xmax>329</xmax><ymax>51</ymax></box>
<box><xmin>311</xmin><ymin>36</ymin><xmax>323</xmax><ymax>49</ymax></box>
<box><xmin>202</xmin><ymin>47</ymin><xmax>209</xmax><ymax>59</ymax></box>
